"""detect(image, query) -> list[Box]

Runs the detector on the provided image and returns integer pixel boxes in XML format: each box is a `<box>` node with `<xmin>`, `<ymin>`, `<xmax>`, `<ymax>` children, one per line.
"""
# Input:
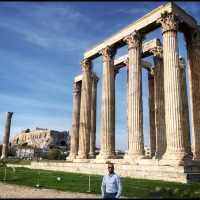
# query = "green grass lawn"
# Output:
<box><xmin>0</xmin><ymin>166</ymin><xmax>200</xmax><ymax>198</ymax></box>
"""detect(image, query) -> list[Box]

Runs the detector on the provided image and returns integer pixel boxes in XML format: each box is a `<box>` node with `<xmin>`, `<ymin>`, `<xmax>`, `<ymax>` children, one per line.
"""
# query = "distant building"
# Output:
<box><xmin>11</xmin><ymin>127</ymin><xmax>70</xmax><ymax>159</ymax></box>
<box><xmin>16</xmin><ymin>146</ymin><xmax>35</xmax><ymax>159</ymax></box>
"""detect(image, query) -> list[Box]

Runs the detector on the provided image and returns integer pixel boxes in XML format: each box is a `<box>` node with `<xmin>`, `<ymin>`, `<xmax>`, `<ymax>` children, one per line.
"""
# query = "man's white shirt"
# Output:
<box><xmin>101</xmin><ymin>172</ymin><xmax>122</xmax><ymax>198</ymax></box>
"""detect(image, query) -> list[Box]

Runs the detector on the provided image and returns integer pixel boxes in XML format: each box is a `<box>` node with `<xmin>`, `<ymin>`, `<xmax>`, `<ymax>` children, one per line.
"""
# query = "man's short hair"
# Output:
<box><xmin>106</xmin><ymin>161</ymin><xmax>114</xmax><ymax>167</ymax></box>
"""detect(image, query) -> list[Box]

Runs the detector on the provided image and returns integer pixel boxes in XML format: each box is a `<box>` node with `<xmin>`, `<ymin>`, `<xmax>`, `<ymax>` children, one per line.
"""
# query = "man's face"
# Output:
<box><xmin>108</xmin><ymin>164</ymin><xmax>114</xmax><ymax>174</ymax></box>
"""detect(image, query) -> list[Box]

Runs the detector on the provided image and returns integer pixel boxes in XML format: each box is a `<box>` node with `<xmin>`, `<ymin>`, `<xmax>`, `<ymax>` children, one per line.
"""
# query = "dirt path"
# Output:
<box><xmin>0</xmin><ymin>182</ymin><xmax>101</xmax><ymax>198</ymax></box>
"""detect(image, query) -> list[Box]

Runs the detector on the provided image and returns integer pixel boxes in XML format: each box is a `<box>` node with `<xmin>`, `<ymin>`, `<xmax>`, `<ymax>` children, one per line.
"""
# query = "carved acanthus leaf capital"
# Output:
<box><xmin>157</xmin><ymin>12</ymin><xmax>179</xmax><ymax>34</ymax></box>
<box><xmin>80</xmin><ymin>58</ymin><xmax>92</xmax><ymax>72</ymax></box>
<box><xmin>149</xmin><ymin>46</ymin><xmax>163</xmax><ymax>58</ymax></box>
<box><xmin>123</xmin><ymin>31</ymin><xmax>142</xmax><ymax>49</ymax></box>
<box><xmin>99</xmin><ymin>46</ymin><xmax>116</xmax><ymax>62</ymax></box>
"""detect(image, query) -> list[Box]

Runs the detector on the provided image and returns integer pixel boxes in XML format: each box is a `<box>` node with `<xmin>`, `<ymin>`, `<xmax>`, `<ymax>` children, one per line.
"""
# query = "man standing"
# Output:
<box><xmin>101</xmin><ymin>162</ymin><xmax>122</xmax><ymax>199</ymax></box>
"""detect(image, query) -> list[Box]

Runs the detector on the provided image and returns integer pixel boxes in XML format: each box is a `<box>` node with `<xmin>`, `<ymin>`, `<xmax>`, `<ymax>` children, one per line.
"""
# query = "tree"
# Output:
<box><xmin>47</xmin><ymin>148</ymin><xmax>62</xmax><ymax>160</ymax></box>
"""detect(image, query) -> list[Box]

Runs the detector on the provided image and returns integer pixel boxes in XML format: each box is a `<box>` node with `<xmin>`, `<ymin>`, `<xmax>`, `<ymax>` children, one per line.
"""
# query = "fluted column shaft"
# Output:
<box><xmin>124</xmin><ymin>31</ymin><xmax>144</xmax><ymax>158</ymax></box>
<box><xmin>179</xmin><ymin>57</ymin><xmax>192</xmax><ymax>156</ymax></box>
<box><xmin>89</xmin><ymin>74</ymin><xmax>99</xmax><ymax>158</ymax></box>
<box><xmin>159</xmin><ymin>13</ymin><xmax>188</xmax><ymax>164</ymax></box>
<box><xmin>68</xmin><ymin>81</ymin><xmax>81</xmax><ymax>160</ymax></box>
<box><xmin>185</xmin><ymin>27</ymin><xmax>200</xmax><ymax>160</ymax></box>
<box><xmin>148</xmin><ymin>69</ymin><xmax>156</xmax><ymax>157</ymax></box>
<box><xmin>1</xmin><ymin>112</ymin><xmax>13</xmax><ymax>159</ymax></box>
<box><xmin>98</xmin><ymin>46</ymin><xmax>116</xmax><ymax>159</ymax></box>
<box><xmin>150</xmin><ymin>46</ymin><xmax>166</xmax><ymax>158</ymax></box>
<box><xmin>77</xmin><ymin>59</ymin><xmax>92</xmax><ymax>159</ymax></box>
<box><xmin>113</xmin><ymin>69</ymin><xmax>119</xmax><ymax>156</ymax></box>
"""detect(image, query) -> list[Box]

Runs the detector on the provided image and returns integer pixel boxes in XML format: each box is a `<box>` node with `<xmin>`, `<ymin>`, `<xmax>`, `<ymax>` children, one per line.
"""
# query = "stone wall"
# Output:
<box><xmin>7</xmin><ymin>161</ymin><xmax>194</xmax><ymax>183</ymax></box>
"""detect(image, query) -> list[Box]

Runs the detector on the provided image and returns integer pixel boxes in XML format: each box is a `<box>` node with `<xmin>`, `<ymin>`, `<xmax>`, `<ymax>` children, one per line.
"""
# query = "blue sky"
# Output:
<box><xmin>0</xmin><ymin>1</ymin><xmax>199</xmax><ymax>151</ymax></box>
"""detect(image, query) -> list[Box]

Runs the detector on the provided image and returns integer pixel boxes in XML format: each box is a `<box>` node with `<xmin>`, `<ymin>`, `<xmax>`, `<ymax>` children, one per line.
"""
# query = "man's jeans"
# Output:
<box><xmin>104</xmin><ymin>192</ymin><xmax>117</xmax><ymax>199</ymax></box>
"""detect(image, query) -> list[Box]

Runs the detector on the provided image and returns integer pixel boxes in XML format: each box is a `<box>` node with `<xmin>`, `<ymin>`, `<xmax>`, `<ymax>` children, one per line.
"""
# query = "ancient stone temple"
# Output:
<box><xmin>65</xmin><ymin>2</ymin><xmax>200</xmax><ymax>183</ymax></box>
<box><xmin>12</xmin><ymin>128</ymin><xmax>70</xmax><ymax>159</ymax></box>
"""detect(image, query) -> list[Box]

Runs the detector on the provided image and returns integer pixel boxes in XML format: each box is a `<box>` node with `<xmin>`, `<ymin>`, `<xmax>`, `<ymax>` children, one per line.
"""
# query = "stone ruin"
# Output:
<box><xmin>66</xmin><ymin>2</ymin><xmax>200</xmax><ymax>183</ymax></box>
<box><xmin>12</xmin><ymin>128</ymin><xmax>70</xmax><ymax>149</ymax></box>
<box><xmin>11</xmin><ymin>128</ymin><xmax>70</xmax><ymax>159</ymax></box>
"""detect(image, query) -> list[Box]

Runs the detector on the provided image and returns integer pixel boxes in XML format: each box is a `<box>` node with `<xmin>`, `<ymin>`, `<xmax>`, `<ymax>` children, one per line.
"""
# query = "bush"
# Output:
<box><xmin>47</xmin><ymin>148</ymin><xmax>62</xmax><ymax>160</ymax></box>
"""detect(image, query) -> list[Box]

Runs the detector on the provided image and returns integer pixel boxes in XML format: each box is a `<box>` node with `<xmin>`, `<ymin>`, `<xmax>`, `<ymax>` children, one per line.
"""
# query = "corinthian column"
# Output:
<box><xmin>77</xmin><ymin>59</ymin><xmax>92</xmax><ymax>159</ymax></box>
<box><xmin>89</xmin><ymin>73</ymin><xmax>99</xmax><ymax>158</ymax></box>
<box><xmin>158</xmin><ymin>13</ymin><xmax>190</xmax><ymax>165</ymax></box>
<box><xmin>148</xmin><ymin>68</ymin><xmax>156</xmax><ymax>158</ymax></box>
<box><xmin>150</xmin><ymin>46</ymin><xmax>166</xmax><ymax>159</ymax></box>
<box><xmin>179</xmin><ymin>57</ymin><xmax>192</xmax><ymax>157</ymax></box>
<box><xmin>1</xmin><ymin>112</ymin><xmax>13</xmax><ymax>159</ymax></box>
<box><xmin>68</xmin><ymin>81</ymin><xmax>81</xmax><ymax>160</ymax></box>
<box><xmin>123</xmin><ymin>31</ymin><xmax>144</xmax><ymax>160</ymax></box>
<box><xmin>98</xmin><ymin>46</ymin><xmax>116</xmax><ymax>159</ymax></box>
<box><xmin>184</xmin><ymin>27</ymin><xmax>200</xmax><ymax>160</ymax></box>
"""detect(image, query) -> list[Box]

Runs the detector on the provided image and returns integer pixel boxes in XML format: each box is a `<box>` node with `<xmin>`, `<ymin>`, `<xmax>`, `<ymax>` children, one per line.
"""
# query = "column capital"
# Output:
<box><xmin>157</xmin><ymin>12</ymin><xmax>180</xmax><ymax>34</ymax></box>
<box><xmin>123</xmin><ymin>30</ymin><xmax>142</xmax><ymax>49</ymax></box>
<box><xmin>6</xmin><ymin>112</ymin><xmax>13</xmax><ymax>119</ymax></box>
<box><xmin>149</xmin><ymin>46</ymin><xmax>163</xmax><ymax>58</ymax></box>
<box><xmin>99</xmin><ymin>46</ymin><xmax>116</xmax><ymax>62</ymax></box>
<box><xmin>80</xmin><ymin>58</ymin><xmax>92</xmax><ymax>72</ymax></box>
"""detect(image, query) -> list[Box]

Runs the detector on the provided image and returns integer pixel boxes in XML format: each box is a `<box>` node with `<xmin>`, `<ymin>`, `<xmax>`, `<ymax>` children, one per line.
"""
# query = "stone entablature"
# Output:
<box><xmin>12</xmin><ymin>128</ymin><xmax>70</xmax><ymax>150</ymax></box>
<box><xmin>84</xmin><ymin>2</ymin><xmax>197</xmax><ymax>59</ymax></box>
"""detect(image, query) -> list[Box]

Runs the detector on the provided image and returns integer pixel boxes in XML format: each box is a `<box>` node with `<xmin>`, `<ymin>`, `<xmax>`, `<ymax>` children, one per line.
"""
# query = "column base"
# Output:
<box><xmin>73</xmin><ymin>158</ymin><xmax>90</xmax><ymax>163</ymax></box>
<box><xmin>76</xmin><ymin>153</ymin><xmax>88</xmax><ymax>160</ymax></box>
<box><xmin>159</xmin><ymin>151</ymin><xmax>192</xmax><ymax>166</ymax></box>
<box><xmin>66</xmin><ymin>153</ymin><xmax>77</xmax><ymax>161</ymax></box>
<box><xmin>88</xmin><ymin>152</ymin><xmax>96</xmax><ymax>159</ymax></box>
<box><xmin>153</xmin><ymin>151</ymin><xmax>165</xmax><ymax>160</ymax></box>
<box><xmin>96</xmin><ymin>152</ymin><xmax>116</xmax><ymax>160</ymax></box>
<box><xmin>124</xmin><ymin>152</ymin><xmax>145</xmax><ymax>162</ymax></box>
<box><xmin>193</xmin><ymin>152</ymin><xmax>200</xmax><ymax>161</ymax></box>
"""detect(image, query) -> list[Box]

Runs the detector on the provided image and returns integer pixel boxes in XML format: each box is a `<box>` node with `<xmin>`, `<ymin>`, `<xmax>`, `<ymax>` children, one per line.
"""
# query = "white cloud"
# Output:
<box><xmin>0</xmin><ymin>3</ymin><xmax>92</xmax><ymax>52</ymax></box>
